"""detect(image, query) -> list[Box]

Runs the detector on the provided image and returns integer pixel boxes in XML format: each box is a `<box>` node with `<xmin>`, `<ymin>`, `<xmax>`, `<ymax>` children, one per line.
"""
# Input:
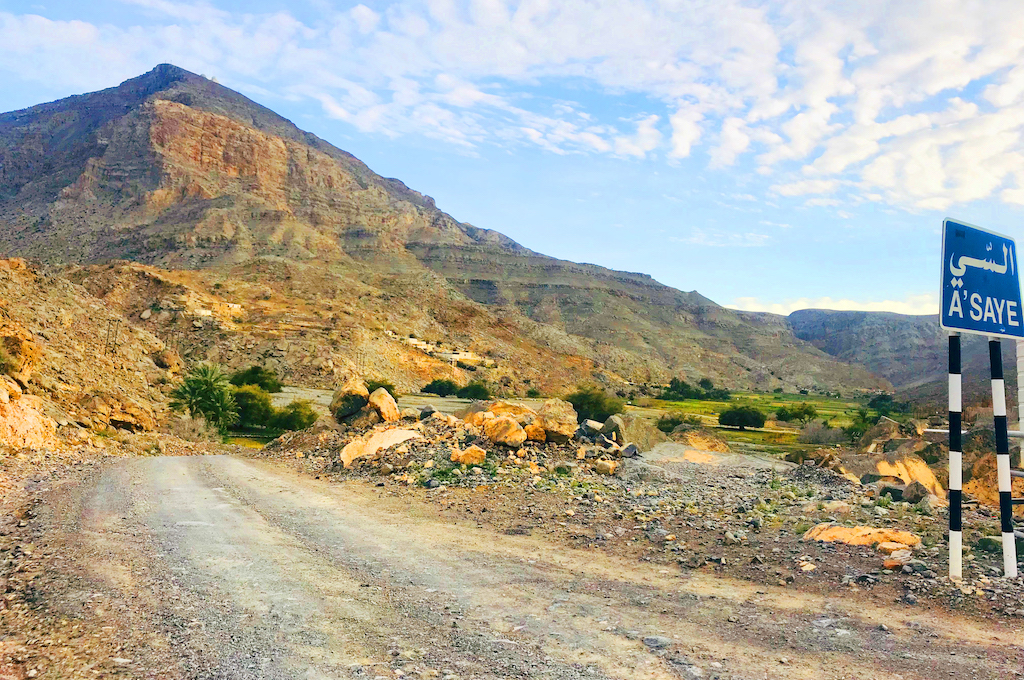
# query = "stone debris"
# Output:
<box><xmin>256</xmin><ymin>398</ymin><xmax>1024</xmax><ymax>622</ymax></box>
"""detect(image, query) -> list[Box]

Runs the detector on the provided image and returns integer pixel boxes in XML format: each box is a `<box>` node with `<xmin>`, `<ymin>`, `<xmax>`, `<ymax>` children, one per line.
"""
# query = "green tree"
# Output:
<box><xmin>698</xmin><ymin>377</ymin><xmax>714</xmax><ymax>391</ymax></box>
<box><xmin>718</xmin><ymin>406</ymin><xmax>766</xmax><ymax>430</ymax></box>
<box><xmin>525</xmin><ymin>387</ymin><xmax>542</xmax><ymax>398</ymax></box>
<box><xmin>230</xmin><ymin>365</ymin><xmax>283</xmax><ymax>393</ymax></box>
<box><xmin>565</xmin><ymin>386</ymin><xmax>624</xmax><ymax>423</ymax></box>
<box><xmin>170</xmin><ymin>363</ymin><xmax>238</xmax><ymax>430</ymax></box>
<box><xmin>423</xmin><ymin>379</ymin><xmax>459</xmax><ymax>397</ymax></box>
<box><xmin>271</xmin><ymin>400</ymin><xmax>319</xmax><ymax>431</ymax></box>
<box><xmin>233</xmin><ymin>385</ymin><xmax>275</xmax><ymax>429</ymax></box>
<box><xmin>457</xmin><ymin>382</ymin><xmax>491</xmax><ymax>400</ymax></box>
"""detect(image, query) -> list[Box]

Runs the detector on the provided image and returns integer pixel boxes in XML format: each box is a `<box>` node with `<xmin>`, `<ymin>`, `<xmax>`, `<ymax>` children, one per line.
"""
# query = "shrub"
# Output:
<box><xmin>773</xmin><ymin>387</ymin><xmax>784</xmax><ymax>393</ymax></box>
<box><xmin>233</xmin><ymin>385</ymin><xmax>275</xmax><ymax>429</ymax></box>
<box><xmin>797</xmin><ymin>421</ymin><xmax>848</xmax><ymax>444</ymax></box>
<box><xmin>776</xmin><ymin>403</ymin><xmax>817</xmax><ymax>424</ymax></box>
<box><xmin>565</xmin><ymin>386</ymin><xmax>624</xmax><ymax>423</ymax></box>
<box><xmin>660</xmin><ymin>377</ymin><xmax>730</xmax><ymax>401</ymax></box>
<box><xmin>271</xmin><ymin>400</ymin><xmax>319</xmax><ymax>431</ymax></box>
<box><xmin>525</xmin><ymin>388</ymin><xmax>541</xmax><ymax>398</ymax></box>
<box><xmin>230</xmin><ymin>365</ymin><xmax>283</xmax><ymax>393</ymax></box>
<box><xmin>423</xmin><ymin>379</ymin><xmax>459</xmax><ymax>397</ymax></box>
<box><xmin>170</xmin><ymin>363</ymin><xmax>238</xmax><ymax>430</ymax></box>
<box><xmin>457</xmin><ymin>382</ymin><xmax>491</xmax><ymax>400</ymax></box>
<box><xmin>163</xmin><ymin>414</ymin><xmax>222</xmax><ymax>442</ymax></box>
<box><xmin>718</xmin><ymin>406</ymin><xmax>766</xmax><ymax>430</ymax></box>
<box><xmin>656</xmin><ymin>412</ymin><xmax>703</xmax><ymax>433</ymax></box>
<box><xmin>366</xmin><ymin>380</ymin><xmax>397</xmax><ymax>397</ymax></box>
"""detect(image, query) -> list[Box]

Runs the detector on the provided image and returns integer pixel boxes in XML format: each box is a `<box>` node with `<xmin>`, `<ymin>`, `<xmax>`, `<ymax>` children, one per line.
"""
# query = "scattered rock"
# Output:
<box><xmin>642</xmin><ymin>635</ymin><xmax>673</xmax><ymax>649</ymax></box>
<box><xmin>595</xmin><ymin>459</ymin><xmax>618</xmax><ymax>475</ymax></box>
<box><xmin>903</xmin><ymin>481</ymin><xmax>929</xmax><ymax>504</ymax></box>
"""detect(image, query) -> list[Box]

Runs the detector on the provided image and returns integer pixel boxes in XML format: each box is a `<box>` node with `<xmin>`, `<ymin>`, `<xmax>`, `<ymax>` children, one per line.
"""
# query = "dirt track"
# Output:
<box><xmin>11</xmin><ymin>455</ymin><xmax>1024</xmax><ymax>679</ymax></box>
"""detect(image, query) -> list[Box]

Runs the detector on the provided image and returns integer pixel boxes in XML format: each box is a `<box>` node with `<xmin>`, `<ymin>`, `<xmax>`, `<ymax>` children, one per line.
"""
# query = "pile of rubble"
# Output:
<box><xmin>260</xmin><ymin>381</ymin><xmax>1024</xmax><ymax>620</ymax></box>
<box><xmin>264</xmin><ymin>379</ymin><xmax>655</xmax><ymax>483</ymax></box>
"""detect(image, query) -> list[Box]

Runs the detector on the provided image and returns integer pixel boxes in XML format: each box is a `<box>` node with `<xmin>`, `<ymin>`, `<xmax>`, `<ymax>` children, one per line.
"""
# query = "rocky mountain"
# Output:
<box><xmin>788</xmin><ymin>309</ymin><xmax>1014</xmax><ymax>407</ymax></box>
<box><xmin>0</xmin><ymin>65</ymin><xmax>886</xmax><ymax>395</ymax></box>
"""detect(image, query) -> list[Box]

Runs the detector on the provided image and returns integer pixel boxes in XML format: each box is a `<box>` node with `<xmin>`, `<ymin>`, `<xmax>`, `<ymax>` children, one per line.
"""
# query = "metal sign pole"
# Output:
<box><xmin>948</xmin><ymin>333</ymin><xmax>963</xmax><ymax>580</ymax></box>
<box><xmin>988</xmin><ymin>338</ymin><xmax>1019</xmax><ymax>578</ymax></box>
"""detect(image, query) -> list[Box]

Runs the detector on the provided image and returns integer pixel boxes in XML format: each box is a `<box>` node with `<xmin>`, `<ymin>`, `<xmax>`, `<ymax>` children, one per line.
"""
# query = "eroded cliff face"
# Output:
<box><xmin>0</xmin><ymin>65</ymin><xmax>889</xmax><ymax>393</ymax></box>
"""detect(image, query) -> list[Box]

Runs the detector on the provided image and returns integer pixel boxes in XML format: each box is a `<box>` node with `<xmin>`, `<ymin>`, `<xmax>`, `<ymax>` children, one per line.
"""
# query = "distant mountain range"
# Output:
<box><xmin>0</xmin><ymin>64</ymin><xmax>939</xmax><ymax>397</ymax></box>
<box><xmin>789</xmin><ymin>309</ymin><xmax>1016</xmax><ymax>408</ymax></box>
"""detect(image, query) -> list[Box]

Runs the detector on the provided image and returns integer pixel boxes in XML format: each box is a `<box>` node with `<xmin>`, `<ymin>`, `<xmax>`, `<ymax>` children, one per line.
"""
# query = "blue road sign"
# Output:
<box><xmin>941</xmin><ymin>218</ymin><xmax>1023</xmax><ymax>339</ymax></box>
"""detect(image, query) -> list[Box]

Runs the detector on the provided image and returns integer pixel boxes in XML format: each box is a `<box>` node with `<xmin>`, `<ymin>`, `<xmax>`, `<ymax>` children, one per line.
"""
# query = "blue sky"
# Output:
<box><xmin>4</xmin><ymin>0</ymin><xmax>1024</xmax><ymax>315</ymax></box>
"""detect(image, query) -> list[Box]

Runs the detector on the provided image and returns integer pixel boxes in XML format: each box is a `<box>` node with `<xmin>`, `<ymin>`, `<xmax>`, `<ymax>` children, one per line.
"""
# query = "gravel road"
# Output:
<box><xmin>26</xmin><ymin>455</ymin><xmax>1024</xmax><ymax>679</ymax></box>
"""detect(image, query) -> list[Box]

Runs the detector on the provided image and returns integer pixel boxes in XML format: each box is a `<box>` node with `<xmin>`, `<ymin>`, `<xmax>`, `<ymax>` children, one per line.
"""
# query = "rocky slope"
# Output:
<box><xmin>789</xmin><ymin>309</ymin><xmax>1013</xmax><ymax>407</ymax></box>
<box><xmin>0</xmin><ymin>65</ymin><xmax>885</xmax><ymax>394</ymax></box>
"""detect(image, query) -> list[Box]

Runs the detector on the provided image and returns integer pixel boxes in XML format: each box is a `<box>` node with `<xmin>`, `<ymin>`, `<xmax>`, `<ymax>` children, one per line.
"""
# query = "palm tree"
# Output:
<box><xmin>170</xmin><ymin>362</ymin><xmax>238</xmax><ymax>430</ymax></box>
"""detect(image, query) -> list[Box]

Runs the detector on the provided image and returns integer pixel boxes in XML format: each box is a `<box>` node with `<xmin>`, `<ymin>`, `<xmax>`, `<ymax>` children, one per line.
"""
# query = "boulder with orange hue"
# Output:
<box><xmin>876</xmin><ymin>541</ymin><xmax>911</xmax><ymax>555</ymax></box>
<box><xmin>368</xmin><ymin>387</ymin><xmax>401</xmax><ymax>422</ymax></box>
<box><xmin>339</xmin><ymin>428</ymin><xmax>422</xmax><ymax>468</ymax></box>
<box><xmin>802</xmin><ymin>523</ymin><xmax>921</xmax><ymax>547</ymax></box>
<box><xmin>451</xmin><ymin>444</ymin><xmax>487</xmax><ymax>465</ymax></box>
<box><xmin>524</xmin><ymin>421</ymin><xmax>546</xmax><ymax>442</ymax></box>
<box><xmin>595</xmin><ymin>459</ymin><xmax>618</xmax><ymax>475</ymax></box>
<box><xmin>536</xmin><ymin>399</ymin><xmax>578</xmax><ymax>444</ymax></box>
<box><xmin>483</xmin><ymin>416</ymin><xmax>528</xmax><ymax>447</ymax></box>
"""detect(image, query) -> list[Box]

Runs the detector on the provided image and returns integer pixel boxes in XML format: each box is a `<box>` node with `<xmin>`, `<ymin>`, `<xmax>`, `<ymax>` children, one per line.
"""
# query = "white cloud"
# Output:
<box><xmin>6</xmin><ymin>1</ymin><xmax>1024</xmax><ymax>211</ymax></box>
<box><xmin>727</xmin><ymin>293</ymin><xmax>939</xmax><ymax>316</ymax></box>
<box><xmin>614</xmin><ymin>115</ymin><xmax>662</xmax><ymax>158</ymax></box>
<box><xmin>672</xmin><ymin>229</ymin><xmax>769</xmax><ymax>248</ymax></box>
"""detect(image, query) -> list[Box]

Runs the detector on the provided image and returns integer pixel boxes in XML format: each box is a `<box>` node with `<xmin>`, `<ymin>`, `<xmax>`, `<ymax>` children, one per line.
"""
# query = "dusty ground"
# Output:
<box><xmin>1</xmin><ymin>454</ymin><xmax>1020</xmax><ymax>680</ymax></box>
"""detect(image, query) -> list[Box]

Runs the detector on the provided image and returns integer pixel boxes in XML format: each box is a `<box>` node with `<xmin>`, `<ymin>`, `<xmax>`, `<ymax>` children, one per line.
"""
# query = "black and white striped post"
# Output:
<box><xmin>988</xmin><ymin>338</ymin><xmax>1019</xmax><ymax>578</ymax></box>
<box><xmin>949</xmin><ymin>333</ymin><xmax>963</xmax><ymax>579</ymax></box>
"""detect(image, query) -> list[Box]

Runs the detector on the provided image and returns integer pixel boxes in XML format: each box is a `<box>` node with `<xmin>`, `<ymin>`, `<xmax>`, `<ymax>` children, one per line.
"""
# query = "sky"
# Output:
<box><xmin>4</xmin><ymin>1</ymin><xmax>1024</xmax><ymax>316</ymax></box>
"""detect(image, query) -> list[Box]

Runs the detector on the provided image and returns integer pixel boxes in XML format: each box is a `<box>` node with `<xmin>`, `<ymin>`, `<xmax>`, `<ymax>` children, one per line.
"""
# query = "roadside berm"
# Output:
<box><xmin>261</xmin><ymin>382</ymin><xmax>1024</xmax><ymax>622</ymax></box>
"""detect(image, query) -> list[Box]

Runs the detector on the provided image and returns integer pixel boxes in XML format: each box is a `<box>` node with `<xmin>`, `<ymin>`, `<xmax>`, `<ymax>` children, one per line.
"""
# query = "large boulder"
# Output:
<box><xmin>458</xmin><ymin>400</ymin><xmax>536</xmax><ymax>427</ymax></box>
<box><xmin>616</xmin><ymin>413</ymin><xmax>668</xmax><ymax>452</ymax></box>
<box><xmin>339</xmin><ymin>428</ymin><xmax>422</xmax><ymax>468</ymax></box>
<box><xmin>330</xmin><ymin>378</ymin><xmax>369</xmax><ymax>420</ymax></box>
<box><xmin>536</xmin><ymin>399</ymin><xmax>578</xmax><ymax>443</ymax></box>
<box><xmin>484</xmin><ymin>416</ymin><xmax>528</xmax><ymax>447</ymax></box>
<box><xmin>601</xmin><ymin>415</ymin><xmax>626</xmax><ymax>441</ymax></box>
<box><xmin>368</xmin><ymin>387</ymin><xmax>401</xmax><ymax>422</ymax></box>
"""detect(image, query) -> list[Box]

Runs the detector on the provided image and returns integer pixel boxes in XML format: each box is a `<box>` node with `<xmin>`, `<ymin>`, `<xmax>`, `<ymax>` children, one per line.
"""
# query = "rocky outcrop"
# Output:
<box><xmin>0</xmin><ymin>65</ymin><xmax>889</xmax><ymax>396</ymax></box>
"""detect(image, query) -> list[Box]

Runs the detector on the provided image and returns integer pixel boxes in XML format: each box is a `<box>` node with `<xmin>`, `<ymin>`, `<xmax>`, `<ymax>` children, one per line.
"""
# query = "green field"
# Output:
<box><xmin>639</xmin><ymin>391</ymin><xmax>875</xmax><ymax>428</ymax></box>
<box><xmin>634</xmin><ymin>390</ymin><xmax>885</xmax><ymax>458</ymax></box>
